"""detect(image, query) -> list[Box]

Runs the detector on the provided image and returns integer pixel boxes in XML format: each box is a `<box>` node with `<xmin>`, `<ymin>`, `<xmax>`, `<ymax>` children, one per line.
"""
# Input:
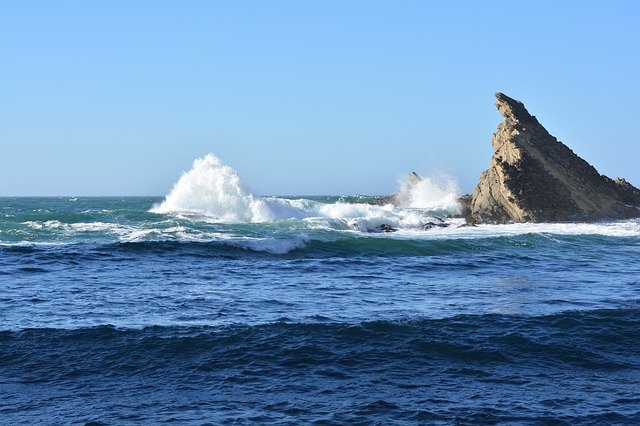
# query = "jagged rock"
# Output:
<box><xmin>390</xmin><ymin>172</ymin><xmax>422</xmax><ymax>206</ymax></box>
<box><xmin>469</xmin><ymin>93</ymin><xmax>640</xmax><ymax>223</ymax></box>
<box><xmin>370</xmin><ymin>172</ymin><xmax>422</xmax><ymax>206</ymax></box>
<box><xmin>458</xmin><ymin>194</ymin><xmax>473</xmax><ymax>223</ymax></box>
<box><xmin>403</xmin><ymin>172</ymin><xmax>423</xmax><ymax>187</ymax></box>
<box><xmin>369</xmin><ymin>195</ymin><xmax>394</xmax><ymax>206</ymax></box>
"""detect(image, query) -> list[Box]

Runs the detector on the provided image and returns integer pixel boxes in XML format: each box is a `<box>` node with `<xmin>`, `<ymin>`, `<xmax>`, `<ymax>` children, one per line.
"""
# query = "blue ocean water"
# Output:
<box><xmin>1</xmin><ymin>194</ymin><xmax>639</xmax><ymax>424</ymax></box>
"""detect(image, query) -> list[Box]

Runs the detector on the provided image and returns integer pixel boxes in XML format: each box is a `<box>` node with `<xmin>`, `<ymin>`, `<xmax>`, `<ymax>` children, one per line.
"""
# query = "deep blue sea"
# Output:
<box><xmin>2</xmin><ymin>192</ymin><xmax>640</xmax><ymax>423</ymax></box>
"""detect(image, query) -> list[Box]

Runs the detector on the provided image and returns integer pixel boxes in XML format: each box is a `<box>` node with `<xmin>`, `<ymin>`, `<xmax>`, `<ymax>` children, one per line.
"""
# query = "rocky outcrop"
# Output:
<box><xmin>370</xmin><ymin>172</ymin><xmax>422</xmax><ymax>206</ymax></box>
<box><xmin>470</xmin><ymin>92</ymin><xmax>640</xmax><ymax>223</ymax></box>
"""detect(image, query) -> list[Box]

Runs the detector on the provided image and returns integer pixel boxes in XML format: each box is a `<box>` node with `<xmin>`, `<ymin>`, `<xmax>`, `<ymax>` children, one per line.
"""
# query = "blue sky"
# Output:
<box><xmin>1</xmin><ymin>1</ymin><xmax>639</xmax><ymax>196</ymax></box>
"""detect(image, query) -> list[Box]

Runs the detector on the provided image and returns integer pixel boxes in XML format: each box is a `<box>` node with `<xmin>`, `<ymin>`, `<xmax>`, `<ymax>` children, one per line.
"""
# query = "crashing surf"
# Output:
<box><xmin>151</xmin><ymin>154</ymin><xmax>463</xmax><ymax>232</ymax></box>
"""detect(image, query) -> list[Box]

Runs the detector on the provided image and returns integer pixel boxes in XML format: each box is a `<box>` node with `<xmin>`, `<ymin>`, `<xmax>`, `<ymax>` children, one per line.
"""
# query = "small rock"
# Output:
<box><xmin>423</xmin><ymin>222</ymin><xmax>449</xmax><ymax>230</ymax></box>
<box><xmin>379</xmin><ymin>224</ymin><xmax>396</xmax><ymax>233</ymax></box>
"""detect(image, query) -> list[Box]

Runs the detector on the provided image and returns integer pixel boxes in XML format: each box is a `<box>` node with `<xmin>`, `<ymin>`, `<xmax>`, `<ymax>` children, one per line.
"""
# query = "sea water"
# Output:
<box><xmin>1</xmin><ymin>155</ymin><xmax>639</xmax><ymax>424</ymax></box>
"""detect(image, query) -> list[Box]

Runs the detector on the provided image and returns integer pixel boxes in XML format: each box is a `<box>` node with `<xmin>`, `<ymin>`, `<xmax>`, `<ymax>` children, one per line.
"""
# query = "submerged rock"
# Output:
<box><xmin>469</xmin><ymin>93</ymin><xmax>640</xmax><ymax>224</ymax></box>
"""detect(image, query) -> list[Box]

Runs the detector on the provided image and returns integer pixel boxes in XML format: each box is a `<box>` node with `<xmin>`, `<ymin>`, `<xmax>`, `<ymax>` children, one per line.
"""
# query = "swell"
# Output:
<box><xmin>2</xmin><ymin>307</ymin><xmax>638</xmax><ymax>370</ymax></box>
<box><xmin>2</xmin><ymin>308</ymin><xmax>639</xmax><ymax>423</ymax></box>
<box><xmin>1</xmin><ymin>232</ymin><xmax>637</xmax><ymax>259</ymax></box>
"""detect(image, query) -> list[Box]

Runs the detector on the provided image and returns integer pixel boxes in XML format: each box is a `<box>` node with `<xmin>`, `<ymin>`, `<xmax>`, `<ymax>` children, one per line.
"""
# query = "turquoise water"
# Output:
<box><xmin>1</xmin><ymin>196</ymin><xmax>640</xmax><ymax>423</ymax></box>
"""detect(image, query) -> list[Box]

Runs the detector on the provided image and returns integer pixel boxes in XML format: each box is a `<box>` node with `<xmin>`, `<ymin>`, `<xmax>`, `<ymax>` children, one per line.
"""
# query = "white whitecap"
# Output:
<box><xmin>151</xmin><ymin>154</ymin><xmax>272</xmax><ymax>222</ymax></box>
<box><xmin>149</xmin><ymin>154</ymin><xmax>463</xmax><ymax>231</ymax></box>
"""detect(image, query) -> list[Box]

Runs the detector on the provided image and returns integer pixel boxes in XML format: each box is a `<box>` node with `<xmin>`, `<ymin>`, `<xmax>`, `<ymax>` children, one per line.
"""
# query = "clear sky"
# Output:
<box><xmin>1</xmin><ymin>1</ymin><xmax>639</xmax><ymax>196</ymax></box>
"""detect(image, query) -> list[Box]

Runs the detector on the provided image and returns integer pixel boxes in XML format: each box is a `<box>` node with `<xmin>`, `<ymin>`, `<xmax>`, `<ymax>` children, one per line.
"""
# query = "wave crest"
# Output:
<box><xmin>151</xmin><ymin>154</ymin><xmax>273</xmax><ymax>222</ymax></box>
<box><xmin>150</xmin><ymin>154</ymin><xmax>463</xmax><ymax>228</ymax></box>
<box><xmin>393</xmin><ymin>171</ymin><xmax>462</xmax><ymax>213</ymax></box>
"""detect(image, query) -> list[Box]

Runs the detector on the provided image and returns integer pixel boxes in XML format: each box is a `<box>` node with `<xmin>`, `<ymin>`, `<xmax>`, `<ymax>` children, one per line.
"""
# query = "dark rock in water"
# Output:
<box><xmin>392</xmin><ymin>172</ymin><xmax>422</xmax><ymax>207</ymax></box>
<box><xmin>469</xmin><ymin>92</ymin><xmax>640</xmax><ymax>224</ymax></box>
<box><xmin>405</xmin><ymin>172</ymin><xmax>422</xmax><ymax>187</ymax></box>
<box><xmin>458</xmin><ymin>194</ymin><xmax>473</xmax><ymax>222</ymax></box>
<box><xmin>422</xmin><ymin>221</ymin><xmax>449</xmax><ymax>230</ymax></box>
<box><xmin>360</xmin><ymin>223</ymin><xmax>397</xmax><ymax>233</ymax></box>
<box><xmin>378</xmin><ymin>224</ymin><xmax>396</xmax><ymax>233</ymax></box>
<box><xmin>369</xmin><ymin>195</ymin><xmax>394</xmax><ymax>206</ymax></box>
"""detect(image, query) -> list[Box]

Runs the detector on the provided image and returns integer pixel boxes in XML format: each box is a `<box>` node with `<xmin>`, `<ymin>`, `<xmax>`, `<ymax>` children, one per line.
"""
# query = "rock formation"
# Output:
<box><xmin>370</xmin><ymin>172</ymin><xmax>422</xmax><ymax>206</ymax></box>
<box><xmin>469</xmin><ymin>93</ymin><xmax>640</xmax><ymax>223</ymax></box>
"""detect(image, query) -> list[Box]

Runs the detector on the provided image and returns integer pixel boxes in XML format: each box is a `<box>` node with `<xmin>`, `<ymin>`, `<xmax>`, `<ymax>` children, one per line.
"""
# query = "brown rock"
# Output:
<box><xmin>469</xmin><ymin>93</ymin><xmax>640</xmax><ymax>223</ymax></box>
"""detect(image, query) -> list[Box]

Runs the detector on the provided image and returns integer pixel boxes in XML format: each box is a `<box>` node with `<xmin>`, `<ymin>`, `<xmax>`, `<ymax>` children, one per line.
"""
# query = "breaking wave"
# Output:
<box><xmin>3</xmin><ymin>307</ymin><xmax>639</xmax><ymax>423</ymax></box>
<box><xmin>150</xmin><ymin>154</ymin><xmax>462</xmax><ymax>229</ymax></box>
<box><xmin>150</xmin><ymin>154</ymin><xmax>273</xmax><ymax>222</ymax></box>
<box><xmin>393</xmin><ymin>172</ymin><xmax>461</xmax><ymax>211</ymax></box>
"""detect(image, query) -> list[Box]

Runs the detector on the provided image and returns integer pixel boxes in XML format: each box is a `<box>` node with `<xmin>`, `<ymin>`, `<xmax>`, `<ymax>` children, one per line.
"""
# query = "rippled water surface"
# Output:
<box><xmin>1</xmin><ymin>197</ymin><xmax>640</xmax><ymax>424</ymax></box>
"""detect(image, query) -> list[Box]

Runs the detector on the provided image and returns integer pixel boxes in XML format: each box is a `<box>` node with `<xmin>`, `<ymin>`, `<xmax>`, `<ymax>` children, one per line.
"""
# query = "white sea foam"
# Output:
<box><xmin>389</xmin><ymin>218</ymin><xmax>640</xmax><ymax>240</ymax></box>
<box><xmin>22</xmin><ymin>219</ymin><xmax>215</xmax><ymax>244</ymax></box>
<box><xmin>392</xmin><ymin>171</ymin><xmax>462</xmax><ymax>213</ymax></box>
<box><xmin>145</xmin><ymin>154</ymin><xmax>640</xmax><ymax>240</ymax></box>
<box><xmin>115</xmin><ymin>226</ymin><xmax>310</xmax><ymax>253</ymax></box>
<box><xmin>150</xmin><ymin>154</ymin><xmax>463</xmax><ymax>230</ymax></box>
<box><xmin>151</xmin><ymin>154</ymin><xmax>273</xmax><ymax>222</ymax></box>
<box><xmin>117</xmin><ymin>226</ymin><xmax>196</xmax><ymax>243</ymax></box>
<box><xmin>11</xmin><ymin>218</ymin><xmax>640</xmax><ymax>255</ymax></box>
<box><xmin>22</xmin><ymin>220</ymin><xmax>131</xmax><ymax>235</ymax></box>
<box><xmin>231</xmin><ymin>234</ymin><xmax>310</xmax><ymax>254</ymax></box>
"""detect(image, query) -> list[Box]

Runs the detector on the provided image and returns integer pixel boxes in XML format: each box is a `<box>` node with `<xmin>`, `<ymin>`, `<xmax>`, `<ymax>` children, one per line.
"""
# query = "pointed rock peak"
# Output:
<box><xmin>494</xmin><ymin>92</ymin><xmax>535</xmax><ymax>123</ymax></box>
<box><xmin>406</xmin><ymin>171</ymin><xmax>422</xmax><ymax>185</ymax></box>
<box><xmin>469</xmin><ymin>93</ymin><xmax>640</xmax><ymax>223</ymax></box>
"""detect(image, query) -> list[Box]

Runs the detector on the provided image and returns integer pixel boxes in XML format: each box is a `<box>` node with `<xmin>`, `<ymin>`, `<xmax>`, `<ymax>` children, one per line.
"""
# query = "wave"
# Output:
<box><xmin>2</xmin><ymin>306</ymin><xmax>638</xmax><ymax>365</ymax></box>
<box><xmin>4</xmin><ymin>217</ymin><xmax>640</xmax><ymax>254</ymax></box>
<box><xmin>150</xmin><ymin>154</ymin><xmax>273</xmax><ymax>221</ymax></box>
<box><xmin>393</xmin><ymin>170</ymin><xmax>461</xmax><ymax>211</ymax></box>
<box><xmin>2</xmin><ymin>307</ymin><xmax>639</xmax><ymax>424</ymax></box>
<box><xmin>2</xmin><ymin>228</ymin><xmax>638</xmax><ymax>260</ymax></box>
<box><xmin>22</xmin><ymin>220</ymin><xmax>131</xmax><ymax>234</ymax></box>
<box><xmin>150</xmin><ymin>154</ymin><xmax>462</xmax><ymax>226</ymax></box>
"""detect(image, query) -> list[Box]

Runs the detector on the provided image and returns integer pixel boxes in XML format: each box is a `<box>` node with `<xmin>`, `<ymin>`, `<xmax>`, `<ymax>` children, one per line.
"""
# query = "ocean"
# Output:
<box><xmin>2</xmin><ymin>156</ymin><xmax>640</xmax><ymax>424</ymax></box>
